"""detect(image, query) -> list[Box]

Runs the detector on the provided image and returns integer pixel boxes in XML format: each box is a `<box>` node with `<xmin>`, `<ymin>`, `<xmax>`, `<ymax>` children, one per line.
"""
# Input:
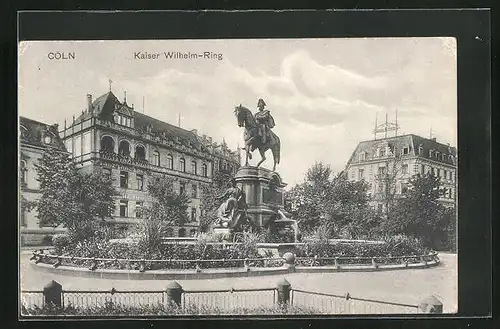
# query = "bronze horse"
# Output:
<box><xmin>234</xmin><ymin>104</ymin><xmax>281</xmax><ymax>171</ymax></box>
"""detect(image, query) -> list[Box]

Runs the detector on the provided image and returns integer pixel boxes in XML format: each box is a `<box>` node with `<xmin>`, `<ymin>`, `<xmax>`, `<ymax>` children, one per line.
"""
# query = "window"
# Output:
<box><xmin>135</xmin><ymin>145</ymin><xmax>146</xmax><ymax>160</ymax></box>
<box><xmin>153</xmin><ymin>151</ymin><xmax>160</xmax><ymax>166</ymax></box>
<box><xmin>377</xmin><ymin>204</ymin><xmax>383</xmax><ymax>213</ymax></box>
<box><xmin>379</xmin><ymin>148</ymin><xmax>386</xmax><ymax>157</ymax></box>
<box><xmin>135</xmin><ymin>202</ymin><xmax>143</xmax><ymax>218</ymax></box>
<box><xmin>179</xmin><ymin>158</ymin><xmax>186</xmax><ymax>172</ymax></box>
<box><xmin>119</xmin><ymin>200</ymin><xmax>128</xmax><ymax>217</ymax></box>
<box><xmin>435</xmin><ymin>151</ymin><xmax>440</xmax><ymax>160</ymax></box>
<box><xmin>191</xmin><ymin>184</ymin><xmax>198</xmax><ymax>198</ymax></box>
<box><xmin>82</xmin><ymin>132</ymin><xmax>91</xmax><ymax>155</ymax></box>
<box><xmin>358</xmin><ymin>169</ymin><xmax>364</xmax><ymax>180</ymax></box>
<box><xmin>418</xmin><ymin>146</ymin><xmax>423</xmax><ymax>156</ymax></box>
<box><xmin>166</xmin><ymin>154</ymin><xmax>173</xmax><ymax>169</ymax></box>
<box><xmin>421</xmin><ymin>164</ymin><xmax>425</xmax><ymax>174</ymax></box>
<box><xmin>443</xmin><ymin>170</ymin><xmax>447</xmax><ymax>179</ymax></box>
<box><xmin>65</xmin><ymin>138</ymin><xmax>73</xmax><ymax>155</ymax></box>
<box><xmin>402</xmin><ymin>164</ymin><xmax>409</xmax><ymax>174</ymax></box>
<box><xmin>358</xmin><ymin>152</ymin><xmax>366</xmax><ymax>162</ymax></box>
<box><xmin>100</xmin><ymin>136</ymin><xmax>114</xmax><ymax>153</ymax></box>
<box><xmin>202</xmin><ymin>163</ymin><xmax>208</xmax><ymax>177</ymax></box>
<box><xmin>191</xmin><ymin>208</ymin><xmax>197</xmax><ymax>222</ymax></box>
<box><xmin>429</xmin><ymin>150</ymin><xmax>434</xmax><ymax>158</ymax></box>
<box><xmin>118</xmin><ymin>140</ymin><xmax>130</xmax><ymax>157</ymax></box>
<box><xmin>448</xmin><ymin>171</ymin><xmax>452</xmax><ymax>180</ymax></box>
<box><xmin>178</xmin><ymin>228</ymin><xmax>186</xmax><ymax>237</ymax></box>
<box><xmin>191</xmin><ymin>161</ymin><xmax>197</xmax><ymax>175</ymax></box>
<box><xmin>136</xmin><ymin>174</ymin><xmax>144</xmax><ymax>191</ymax></box>
<box><xmin>20</xmin><ymin>160</ymin><xmax>27</xmax><ymax>186</ymax></box>
<box><xmin>402</xmin><ymin>146</ymin><xmax>409</xmax><ymax>155</ymax></box>
<box><xmin>74</xmin><ymin>135</ymin><xmax>82</xmax><ymax>157</ymax></box>
<box><xmin>378</xmin><ymin>166</ymin><xmax>386</xmax><ymax>176</ymax></box>
<box><xmin>179</xmin><ymin>182</ymin><xmax>186</xmax><ymax>195</ymax></box>
<box><xmin>440</xmin><ymin>169</ymin><xmax>444</xmax><ymax>177</ymax></box>
<box><xmin>401</xmin><ymin>183</ymin><xmax>409</xmax><ymax>194</ymax></box>
<box><xmin>120</xmin><ymin>171</ymin><xmax>128</xmax><ymax>188</ymax></box>
<box><xmin>20</xmin><ymin>208</ymin><xmax>26</xmax><ymax>227</ymax></box>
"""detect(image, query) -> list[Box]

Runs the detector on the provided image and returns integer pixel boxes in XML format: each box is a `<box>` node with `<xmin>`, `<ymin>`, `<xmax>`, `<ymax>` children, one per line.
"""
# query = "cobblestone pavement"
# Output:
<box><xmin>20</xmin><ymin>253</ymin><xmax>457</xmax><ymax>313</ymax></box>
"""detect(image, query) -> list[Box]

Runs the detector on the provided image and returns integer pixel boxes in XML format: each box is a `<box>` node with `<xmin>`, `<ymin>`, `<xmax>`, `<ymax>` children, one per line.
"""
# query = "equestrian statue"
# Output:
<box><xmin>234</xmin><ymin>98</ymin><xmax>281</xmax><ymax>171</ymax></box>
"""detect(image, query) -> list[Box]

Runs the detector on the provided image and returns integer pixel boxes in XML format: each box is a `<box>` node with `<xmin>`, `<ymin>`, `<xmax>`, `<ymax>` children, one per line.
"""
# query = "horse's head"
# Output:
<box><xmin>234</xmin><ymin>104</ymin><xmax>247</xmax><ymax>127</ymax></box>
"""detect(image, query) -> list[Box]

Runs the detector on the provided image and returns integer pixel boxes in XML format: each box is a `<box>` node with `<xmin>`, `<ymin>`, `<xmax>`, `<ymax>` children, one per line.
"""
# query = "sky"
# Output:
<box><xmin>18</xmin><ymin>38</ymin><xmax>457</xmax><ymax>186</ymax></box>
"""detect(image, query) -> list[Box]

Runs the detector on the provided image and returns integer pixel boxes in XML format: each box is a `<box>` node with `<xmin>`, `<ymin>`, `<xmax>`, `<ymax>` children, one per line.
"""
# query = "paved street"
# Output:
<box><xmin>20</xmin><ymin>252</ymin><xmax>457</xmax><ymax>313</ymax></box>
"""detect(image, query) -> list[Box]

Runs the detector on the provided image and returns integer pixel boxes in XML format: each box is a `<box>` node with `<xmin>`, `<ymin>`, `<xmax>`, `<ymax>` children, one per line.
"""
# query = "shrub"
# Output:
<box><xmin>52</xmin><ymin>234</ymin><xmax>70</xmax><ymax>254</ymax></box>
<box><xmin>41</xmin><ymin>235</ymin><xmax>53</xmax><ymax>246</ymax></box>
<box><xmin>21</xmin><ymin>303</ymin><xmax>319</xmax><ymax>316</ymax></box>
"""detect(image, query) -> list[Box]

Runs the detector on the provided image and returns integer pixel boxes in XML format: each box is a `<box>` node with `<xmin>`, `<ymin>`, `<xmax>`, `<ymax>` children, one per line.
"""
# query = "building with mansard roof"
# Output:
<box><xmin>59</xmin><ymin>90</ymin><xmax>240</xmax><ymax>237</ymax></box>
<box><xmin>19</xmin><ymin>116</ymin><xmax>68</xmax><ymax>246</ymax></box>
<box><xmin>345</xmin><ymin>134</ymin><xmax>457</xmax><ymax>211</ymax></box>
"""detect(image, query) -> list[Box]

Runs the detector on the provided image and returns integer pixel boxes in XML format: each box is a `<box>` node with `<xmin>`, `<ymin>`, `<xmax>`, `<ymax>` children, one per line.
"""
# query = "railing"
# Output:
<box><xmin>295</xmin><ymin>251</ymin><xmax>439</xmax><ymax>267</ymax></box>
<box><xmin>30</xmin><ymin>251</ymin><xmax>285</xmax><ymax>271</ymax></box>
<box><xmin>291</xmin><ymin>289</ymin><xmax>419</xmax><ymax>314</ymax></box>
<box><xmin>21</xmin><ymin>278</ymin><xmax>443</xmax><ymax>315</ymax></box>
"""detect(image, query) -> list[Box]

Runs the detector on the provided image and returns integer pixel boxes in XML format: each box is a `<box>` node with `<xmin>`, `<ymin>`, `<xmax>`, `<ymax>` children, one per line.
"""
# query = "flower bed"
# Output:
<box><xmin>21</xmin><ymin>303</ymin><xmax>319</xmax><ymax>316</ymax></box>
<box><xmin>37</xmin><ymin>234</ymin><xmax>432</xmax><ymax>271</ymax></box>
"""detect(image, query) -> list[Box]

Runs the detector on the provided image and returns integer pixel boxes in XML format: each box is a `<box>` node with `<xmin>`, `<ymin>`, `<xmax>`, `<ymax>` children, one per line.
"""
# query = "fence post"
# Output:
<box><xmin>43</xmin><ymin>280</ymin><xmax>62</xmax><ymax>307</ymax></box>
<box><xmin>418</xmin><ymin>295</ymin><xmax>443</xmax><ymax>313</ymax></box>
<box><xmin>276</xmin><ymin>278</ymin><xmax>291</xmax><ymax>306</ymax></box>
<box><xmin>282</xmin><ymin>252</ymin><xmax>295</xmax><ymax>273</ymax></box>
<box><xmin>166</xmin><ymin>281</ymin><xmax>183</xmax><ymax>307</ymax></box>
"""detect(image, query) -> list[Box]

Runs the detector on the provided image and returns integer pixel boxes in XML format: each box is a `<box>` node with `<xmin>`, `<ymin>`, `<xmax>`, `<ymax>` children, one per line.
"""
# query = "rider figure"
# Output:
<box><xmin>254</xmin><ymin>98</ymin><xmax>275</xmax><ymax>144</ymax></box>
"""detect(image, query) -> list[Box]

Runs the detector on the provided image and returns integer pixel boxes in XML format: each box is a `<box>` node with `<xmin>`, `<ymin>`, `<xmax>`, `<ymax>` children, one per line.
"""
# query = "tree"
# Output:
<box><xmin>199</xmin><ymin>169</ymin><xmax>235</xmax><ymax>232</ymax></box>
<box><xmin>142</xmin><ymin>176</ymin><xmax>190</xmax><ymax>226</ymax></box>
<box><xmin>287</xmin><ymin>162</ymin><xmax>377</xmax><ymax>238</ymax></box>
<box><xmin>287</xmin><ymin>162</ymin><xmax>333</xmax><ymax>234</ymax></box>
<box><xmin>34</xmin><ymin>147</ymin><xmax>118</xmax><ymax>241</ymax></box>
<box><xmin>380</xmin><ymin>173</ymin><xmax>455</xmax><ymax>249</ymax></box>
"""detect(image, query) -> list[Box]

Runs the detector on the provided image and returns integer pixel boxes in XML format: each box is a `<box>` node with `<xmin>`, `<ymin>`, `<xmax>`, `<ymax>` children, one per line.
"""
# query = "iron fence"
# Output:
<box><xmin>182</xmin><ymin>288</ymin><xmax>276</xmax><ymax>310</ymax></box>
<box><xmin>291</xmin><ymin>289</ymin><xmax>419</xmax><ymax>314</ymax></box>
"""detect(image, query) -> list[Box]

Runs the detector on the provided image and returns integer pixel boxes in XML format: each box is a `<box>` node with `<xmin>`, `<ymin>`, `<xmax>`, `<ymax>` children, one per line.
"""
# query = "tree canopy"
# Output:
<box><xmin>34</xmin><ymin>147</ymin><xmax>117</xmax><ymax>240</ymax></box>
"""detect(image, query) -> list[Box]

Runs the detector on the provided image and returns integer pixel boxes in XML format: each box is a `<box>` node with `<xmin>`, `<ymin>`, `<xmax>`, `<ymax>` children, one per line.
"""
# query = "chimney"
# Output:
<box><xmin>87</xmin><ymin>94</ymin><xmax>93</xmax><ymax>112</ymax></box>
<box><xmin>431</xmin><ymin>137</ymin><xmax>436</xmax><ymax>142</ymax></box>
<box><xmin>191</xmin><ymin>129</ymin><xmax>198</xmax><ymax>135</ymax></box>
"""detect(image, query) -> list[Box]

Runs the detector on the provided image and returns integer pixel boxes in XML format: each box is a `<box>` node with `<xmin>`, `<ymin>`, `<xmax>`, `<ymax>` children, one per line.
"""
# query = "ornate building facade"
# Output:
<box><xmin>59</xmin><ymin>90</ymin><xmax>240</xmax><ymax>237</ymax></box>
<box><xmin>19</xmin><ymin>117</ymin><xmax>68</xmax><ymax>245</ymax></box>
<box><xmin>345</xmin><ymin>134</ymin><xmax>457</xmax><ymax>211</ymax></box>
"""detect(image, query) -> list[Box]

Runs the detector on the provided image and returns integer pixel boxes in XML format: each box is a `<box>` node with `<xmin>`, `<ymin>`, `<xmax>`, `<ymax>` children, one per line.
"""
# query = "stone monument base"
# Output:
<box><xmin>212</xmin><ymin>227</ymin><xmax>232</xmax><ymax>241</ymax></box>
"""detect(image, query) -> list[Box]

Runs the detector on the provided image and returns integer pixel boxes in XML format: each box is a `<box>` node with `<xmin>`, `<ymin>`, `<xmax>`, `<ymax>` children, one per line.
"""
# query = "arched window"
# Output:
<box><xmin>191</xmin><ymin>160</ymin><xmax>197</xmax><ymax>175</ymax></box>
<box><xmin>202</xmin><ymin>163</ymin><xmax>208</xmax><ymax>177</ymax></box>
<box><xmin>166</xmin><ymin>154</ymin><xmax>173</xmax><ymax>169</ymax></box>
<box><xmin>100</xmin><ymin>136</ymin><xmax>115</xmax><ymax>153</ymax></box>
<box><xmin>179</xmin><ymin>158</ymin><xmax>186</xmax><ymax>172</ymax></box>
<box><xmin>153</xmin><ymin>150</ymin><xmax>160</xmax><ymax>166</ymax></box>
<box><xmin>135</xmin><ymin>145</ymin><xmax>146</xmax><ymax>161</ymax></box>
<box><xmin>118</xmin><ymin>140</ymin><xmax>131</xmax><ymax>157</ymax></box>
<box><xmin>20</xmin><ymin>160</ymin><xmax>27</xmax><ymax>186</ymax></box>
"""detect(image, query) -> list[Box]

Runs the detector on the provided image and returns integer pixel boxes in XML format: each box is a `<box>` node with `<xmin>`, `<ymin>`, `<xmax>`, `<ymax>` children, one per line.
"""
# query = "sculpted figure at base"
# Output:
<box><xmin>234</xmin><ymin>98</ymin><xmax>281</xmax><ymax>171</ymax></box>
<box><xmin>215</xmin><ymin>178</ymin><xmax>247</xmax><ymax>230</ymax></box>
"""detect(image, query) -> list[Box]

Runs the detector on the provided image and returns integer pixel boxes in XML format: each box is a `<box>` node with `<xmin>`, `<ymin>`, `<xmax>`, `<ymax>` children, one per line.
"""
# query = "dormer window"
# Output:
<box><xmin>116</xmin><ymin>114</ymin><xmax>132</xmax><ymax>127</ymax></box>
<box><xmin>358</xmin><ymin>152</ymin><xmax>366</xmax><ymax>162</ymax></box>
<box><xmin>379</xmin><ymin>148</ymin><xmax>386</xmax><ymax>157</ymax></box>
<box><xmin>44</xmin><ymin>135</ymin><xmax>52</xmax><ymax>144</ymax></box>
<box><xmin>435</xmin><ymin>151</ymin><xmax>440</xmax><ymax>160</ymax></box>
<box><xmin>429</xmin><ymin>150</ymin><xmax>434</xmax><ymax>158</ymax></box>
<box><xmin>20</xmin><ymin>125</ymin><xmax>28</xmax><ymax>139</ymax></box>
<box><xmin>418</xmin><ymin>145</ymin><xmax>423</xmax><ymax>156</ymax></box>
<box><xmin>402</xmin><ymin>146</ymin><xmax>410</xmax><ymax>155</ymax></box>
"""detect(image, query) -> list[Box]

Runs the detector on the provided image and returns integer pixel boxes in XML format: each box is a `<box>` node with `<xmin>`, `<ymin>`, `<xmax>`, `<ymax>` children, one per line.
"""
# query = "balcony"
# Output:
<box><xmin>97</xmin><ymin>150</ymin><xmax>212</xmax><ymax>183</ymax></box>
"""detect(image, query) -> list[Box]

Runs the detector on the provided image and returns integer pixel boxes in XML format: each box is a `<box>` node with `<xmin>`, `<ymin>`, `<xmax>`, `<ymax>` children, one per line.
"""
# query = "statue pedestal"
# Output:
<box><xmin>234</xmin><ymin>166</ymin><xmax>292</xmax><ymax>229</ymax></box>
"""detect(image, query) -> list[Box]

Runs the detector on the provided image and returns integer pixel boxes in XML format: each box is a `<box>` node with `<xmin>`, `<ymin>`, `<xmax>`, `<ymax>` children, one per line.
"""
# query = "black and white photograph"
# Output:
<box><xmin>18</xmin><ymin>37</ymin><xmax>458</xmax><ymax>317</ymax></box>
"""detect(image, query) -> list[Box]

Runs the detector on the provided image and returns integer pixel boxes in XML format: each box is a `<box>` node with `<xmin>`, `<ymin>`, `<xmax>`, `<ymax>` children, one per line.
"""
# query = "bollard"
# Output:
<box><xmin>334</xmin><ymin>257</ymin><xmax>340</xmax><ymax>270</ymax></box>
<box><xmin>282</xmin><ymin>253</ymin><xmax>295</xmax><ymax>273</ymax></box>
<box><xmin>196</xmin><ymin>259</ymin><xmax>202</xmax><ymax>273</ymax></box>
<box><xmin>43</xmin><ymin>280</ymin><xmax>62</xmax><ymax>307</ymax></box>
<box><xmin>372</xmin><ymin>258</ymin><xmax>378</xmax><ymax>269</ymax></box>
<box><xmin>139</xmin><ymin>259</ymin><xmax>146</xmax><ymax>272</ymax></box>
<box><xmin>276</xmin><ymin>278</ymin><xmax>291</xmax><ymax>306</ymax></box>
<box><xmin>166</xmin><ymin>281</ymin><xmax>183</xmax><ymax>307</ymax></box>
<box><xmin>418</xmin><ymin>295</ymin><xmax>443</xmax><ymax>313</ymax></box>
<box><xmin>244</xmin><ymin>258</ymin><xmax>250</xmax><ymax>272</ymax></box>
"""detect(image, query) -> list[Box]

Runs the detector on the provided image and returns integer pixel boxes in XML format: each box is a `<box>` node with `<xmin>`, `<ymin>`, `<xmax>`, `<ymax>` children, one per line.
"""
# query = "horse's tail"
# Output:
<box><xmin>274</xmin><ymin>136</ymin><xmax>281</xmax><ymax>164</ymax></box>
